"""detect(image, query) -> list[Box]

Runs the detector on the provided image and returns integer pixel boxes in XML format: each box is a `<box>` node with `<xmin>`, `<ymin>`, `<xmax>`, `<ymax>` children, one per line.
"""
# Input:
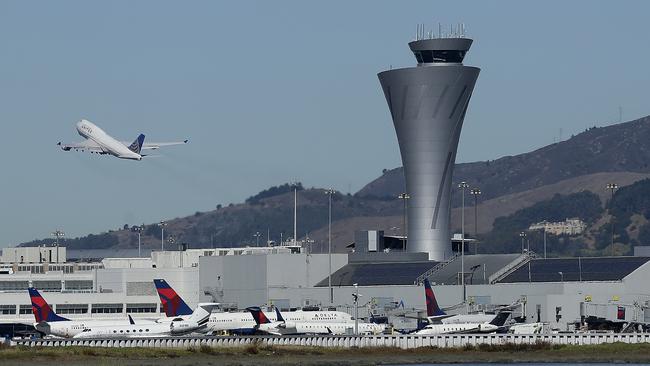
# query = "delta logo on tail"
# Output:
<box><xmin>154</xmin><ymin>279</ymin><xmax>193</xmax><ymax>317</ymax></box>
<box><xmin>424</xmin><ymin>279</ymin><xmax>446</xmax><ymax>317</ymax></box>
<box><xmin>246</xmin><ymin>307</ymin><xmax>271</xmax><ymax>325</ymax></box>
<box><xmin>28</xmin><ymin>287</ymin><xmax>68</xmax><ymax>322</ymax></box>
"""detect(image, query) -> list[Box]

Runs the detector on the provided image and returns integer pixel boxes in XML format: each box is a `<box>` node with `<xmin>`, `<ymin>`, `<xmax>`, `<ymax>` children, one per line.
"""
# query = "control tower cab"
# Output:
<box><xmin>378</xmin><ymin>27</ymin><xmax>480</xmax><ymax>261</ymax></box>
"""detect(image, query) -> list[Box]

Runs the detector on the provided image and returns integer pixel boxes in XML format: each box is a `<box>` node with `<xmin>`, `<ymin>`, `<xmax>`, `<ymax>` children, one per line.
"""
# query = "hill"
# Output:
<box><xmin>358</xmin><ymin>115</ymin><xmax>650</xmax><ymax>206</ymax></box>
<box><xmin>18</xmin><ymin>115</ymin><xmax>650</xmax><ymax>255</ymax></box>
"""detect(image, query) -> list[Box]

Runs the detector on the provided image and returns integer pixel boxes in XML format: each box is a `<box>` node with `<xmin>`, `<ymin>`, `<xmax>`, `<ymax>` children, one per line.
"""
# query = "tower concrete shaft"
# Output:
<box><xmin>378</xmin><ymin>36</ymin><xmax>480</xmax><ymax>261</ymax></box>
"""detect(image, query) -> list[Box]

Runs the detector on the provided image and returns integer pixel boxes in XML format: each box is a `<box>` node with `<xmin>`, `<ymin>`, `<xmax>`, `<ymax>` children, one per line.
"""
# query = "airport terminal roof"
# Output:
<box><xmin>427</xmin><ymin>254</ymin><xmax>522</xmax><ymax>285</ymax></box>
<box><xmin>497</xmin><ymin>256</ymin><xmax>650</xmax><ymax>283</ymax></box>
<box><xmin>314</xmin><ymin>261</ymin><xmax>438</xmax><ymax>287</ymax></box>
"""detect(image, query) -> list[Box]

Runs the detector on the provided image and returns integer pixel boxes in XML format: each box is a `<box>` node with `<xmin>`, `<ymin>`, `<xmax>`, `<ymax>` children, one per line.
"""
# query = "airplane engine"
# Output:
<box><xmin>278</xmin><ymin>321</ymin><xmax>296</xmax><ymax>329</ymax></box>
<box><xmin>169</xmin><ymin>319</ymin><xmax>200</xmax><ymax>334</ymax></box>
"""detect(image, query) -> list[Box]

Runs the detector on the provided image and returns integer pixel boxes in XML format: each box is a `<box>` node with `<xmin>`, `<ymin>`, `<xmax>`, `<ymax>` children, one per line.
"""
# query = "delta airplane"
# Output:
<box><xmin>74</xmin><ymin>303</ymin><xmax>219</xmax><ymax>338</ymax></box>
<box><xmin>28</xmin><ymin>288</ymin><xmax>132</xmax><ymax>338</ymax></box>
<box><xmin>153</xmin><ymin>279</ymin><xmax>355</xmax><ymax>335</ymax></box>
<box><xmin>57</xmin><ymin>119</ymin><xmax>188</xmax><ymax>160</ymax></box>
<box><xmin>423</xmin><ymin>279</ymin><xmax>496</xmax><ymax>325</ymax></box>
<box><xmin>414</xmin><ymin>311</ymin><xmax>510</xmax><ymax>335</ymax></box>
<box><xmin>247</xmin><ymin>307</ymin><xmax>385</xmax><ymax>336</ymax></box>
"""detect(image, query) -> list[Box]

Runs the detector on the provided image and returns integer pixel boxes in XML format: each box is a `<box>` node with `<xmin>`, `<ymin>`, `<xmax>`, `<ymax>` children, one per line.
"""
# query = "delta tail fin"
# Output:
<box><xmin>154</xmin><ymin>279</ymin><xmax>193</xmax><ymax>317</ymax></box>
<box><xmin>128</xmin><ymin>134</ymin><xmax>145</xmax><ymax>154</ymax></box>
<box><xmin>424</xmin><ymin>279</ymin><xmax>445</xmax><ymax>317</ymax></box>
<box><xmin>28</xmin><ymin>287</ymin><xmax>69</xmax><ymax>322</ymax></box>
<box><xmin>246</xmin><ymin>307</ymin><xmax>272</xmax><ymax>326</ymax></box>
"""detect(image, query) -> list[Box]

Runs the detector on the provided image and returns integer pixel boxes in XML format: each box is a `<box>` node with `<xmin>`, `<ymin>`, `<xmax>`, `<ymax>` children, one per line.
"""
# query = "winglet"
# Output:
<box><xmin>128</xmin><ymin>134</ymin><xmax>146</xmax><ymax>154</ymax></box>
<box><xmin>28</xmin><ymin>287</ymin><xmax>69</xmax><ymax>322</ymax></box>
<box><xmin>424</xmin><ymin>279</ymin><xmax>446</xmax><ymax>317</ymax></box>
<box><xmin>154</xmin><ymin>279</ymin><xmax>193</xmax><ymax>317</ymax></box>
<box><xmin>128</xmin><ymin>314</ymin><xmax>135</xmax><ymax>325</ymax></box>
<box><xmin>246</xmin><ymin>307</ymin><xmax>271</xmax><ymax>325</ymax></box>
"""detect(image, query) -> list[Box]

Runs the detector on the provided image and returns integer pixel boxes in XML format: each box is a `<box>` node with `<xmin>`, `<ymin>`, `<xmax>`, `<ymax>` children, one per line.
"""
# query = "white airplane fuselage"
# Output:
<box><xmin>259</xmin><ymin>321</ymin><xmax>385</xmax><ymax>336</ymax></box>
<box><xmin>438</xmin><ymin>313</ymin><xmax>497</xmax><ymax>325</ymax></box>
<box><xmin>415</xmin><ymin>322</ymin><xmax>498</xmax><ymax>335</ymax></box>
<box><xmin>75</xmin><ymin>120</ymin><xmax>142</xmax><ymax>160</ymax></box>
<box><xmin>206</xmin><ymin>310</ymin><xmax>354</xmax><ymax>334</ymax></box>
<box><xmin>35</xmin><ymin>319</ymin><xmax>131</xmax><ymax>338</ymax></box>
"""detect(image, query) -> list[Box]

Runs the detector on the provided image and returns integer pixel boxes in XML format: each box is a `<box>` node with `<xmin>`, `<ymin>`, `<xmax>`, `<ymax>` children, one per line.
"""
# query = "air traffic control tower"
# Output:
<box><xmin>378</xmin><ymin>27</ymin><xmax>480</xmax><ymax>261</ymax></box>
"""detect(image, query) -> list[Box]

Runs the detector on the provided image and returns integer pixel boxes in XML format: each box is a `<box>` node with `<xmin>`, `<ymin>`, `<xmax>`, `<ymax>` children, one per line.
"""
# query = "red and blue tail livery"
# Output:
<box><xmin>28</xmin><ymin>287</ymin><xmax>68</xmax><ymax>322</ymax></box>
<box><xmin>424</xmin><ymin>279</ymin><xmax>446</xmax><ymax>317</ymax></box>
<box><xmin>246</xmin><ymin>307</ymin><xmax>271</xmax><ymax>325</ymax></box>
<box><xmin>154</xmin><ymin>279</ymin><xmax>193</xmax><ymax>317</ymax></box>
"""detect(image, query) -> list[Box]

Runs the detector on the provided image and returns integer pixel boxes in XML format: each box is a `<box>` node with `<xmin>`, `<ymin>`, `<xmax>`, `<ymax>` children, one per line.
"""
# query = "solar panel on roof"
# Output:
<box><xmin>498</xmin><ymin>257</ymin><xmax>650</xmax><ymax>283</ymax></box>
<box><xmin>314</xmin><ymin>262</ymin><xmax>438</xmax><ymax>287</ymax></box>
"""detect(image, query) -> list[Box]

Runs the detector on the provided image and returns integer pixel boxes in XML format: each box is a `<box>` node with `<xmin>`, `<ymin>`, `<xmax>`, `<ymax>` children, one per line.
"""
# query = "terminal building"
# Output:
<box><xmin>3</xmin><ymin>243</ymin><xmax>650</xmax><ymax>335</ymax></box>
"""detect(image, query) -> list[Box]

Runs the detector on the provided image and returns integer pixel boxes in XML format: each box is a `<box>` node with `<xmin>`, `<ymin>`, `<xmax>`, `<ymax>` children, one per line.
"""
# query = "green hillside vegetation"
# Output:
<box><xmin>19</xmin><ymin>233</ymin><xmax>118</xmax><ymax>250</ymax></box>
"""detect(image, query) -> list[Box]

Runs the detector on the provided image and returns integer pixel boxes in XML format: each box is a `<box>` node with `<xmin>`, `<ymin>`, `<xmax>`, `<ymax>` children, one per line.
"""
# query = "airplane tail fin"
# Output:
<box><xmin>246</xmin><ymin>307</ymin><xmax>271</xmax><ymax>326</ymax></box>
<box><xmin>128</xmin><ymin>134</ymin><xmax>145</xmax><ymax>154</ymax></box>
<box><xmin>424</xmin><ymin>279</ymin><xmax>445</xmax><ymax>317</ymax></box>
<box><xmin>28</xmin><ymin>287</ymin><xmax>68</xmax><ymax>322</ymax></box>
<box><xmin>489</xmin><ymin>311</ymin><xmax>511</xmax><ymax>326</ymax></box>
<box><xmin>154</xmin><ymin>279</ymin><xmax>193</xmax><ymax>317</ymax></box>
<box><xmin>274</xmin><ymin>307</ymin><xmax>285</xmax><ymax>322</ymax></box>
<box><xmin>188</xmin><ymin>303</ymin><xmax>218</xmax><ymax>327</ymax></box>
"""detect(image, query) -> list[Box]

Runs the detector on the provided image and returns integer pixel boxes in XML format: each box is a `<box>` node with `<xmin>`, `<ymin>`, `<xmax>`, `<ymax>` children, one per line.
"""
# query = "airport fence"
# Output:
<box><xmin>10</xmin><ymin>333</ymin><xmax>650</xmax><ymax>349</ymax></box>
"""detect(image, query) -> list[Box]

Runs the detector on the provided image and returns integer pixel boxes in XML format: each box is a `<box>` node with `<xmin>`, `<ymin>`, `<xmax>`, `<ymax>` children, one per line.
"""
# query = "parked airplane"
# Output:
<box><xmin>58</xmin><ymin>119</ymin><xmax>187</xmax><ymax>160</ymax></box>
<box><xmin>247</xmin><ymin>307</ymin><xmax>384</xmax><ymax>336</ymax></box>
<box><xmin>153</xmin><ymin>279</ymin><xmax>355</xmax><ymax>335</ymax></box>
<box><xmin>414</xmin><ymin>311</ymin><xmax>510</xmax><ymax>335</ymax></box>
<box><xmin>29</xmin><ymin>287</ymin><xmax>131</xmax><ymax>338</ymax></box>
<box><xmin>73</xmin><ymin>303</ymin><xmax>219</xmax><ymax>338</ymax></box>
<box><xmin>423</xmin><ymin>279</ymin><xmax>496</xmax><ymax>325</ymax></box>
<box><xmin>154</xmin><ymin>279</ymin><xmax>193</xmax><ymax>318</ymax></box>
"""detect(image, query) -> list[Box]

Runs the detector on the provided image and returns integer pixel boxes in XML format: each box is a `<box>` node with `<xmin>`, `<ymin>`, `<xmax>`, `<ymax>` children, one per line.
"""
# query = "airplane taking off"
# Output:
<box><xmin>57</xmin><ymin>119</ymin><xmax>188</xmax><ymax>160</ymax></box>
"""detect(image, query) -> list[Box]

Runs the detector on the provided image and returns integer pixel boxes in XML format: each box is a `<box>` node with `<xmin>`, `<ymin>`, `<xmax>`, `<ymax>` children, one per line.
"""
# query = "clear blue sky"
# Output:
<box><xmin>1</xmin><ymin>0</ymin><xmax>649</xmax><ymax>246</ymax></box>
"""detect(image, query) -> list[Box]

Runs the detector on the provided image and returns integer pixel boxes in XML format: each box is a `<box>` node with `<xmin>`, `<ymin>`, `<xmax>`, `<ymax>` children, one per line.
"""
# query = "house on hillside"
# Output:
<box><xmin>528</xmin><ymin>218</ymin><xmax>587</xmax><ymax>236</ymax></box>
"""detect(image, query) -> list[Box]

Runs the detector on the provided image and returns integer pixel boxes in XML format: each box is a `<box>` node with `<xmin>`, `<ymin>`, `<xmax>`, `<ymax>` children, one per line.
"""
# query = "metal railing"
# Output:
<box><xmin>413</xmin><ymin>252</ymin><xmax>460</xmax><ymax>285</ymax></box>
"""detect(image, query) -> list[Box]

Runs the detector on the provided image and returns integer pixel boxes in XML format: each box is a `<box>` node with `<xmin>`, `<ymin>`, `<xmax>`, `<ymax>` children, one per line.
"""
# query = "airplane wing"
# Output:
<box><xmin>57</xmin><ymin>140</ymin><xmax>103</xmax><ymax>152</ymax></box>
<box><xmin>122</xmin><ymin>140</ymin><xmax>189</xmax><ymax>150</ymax></box>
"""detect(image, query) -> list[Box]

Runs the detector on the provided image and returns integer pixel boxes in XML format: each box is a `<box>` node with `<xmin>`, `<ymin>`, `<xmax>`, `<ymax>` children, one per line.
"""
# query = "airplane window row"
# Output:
<box><xmin>112</xmin><ymin>329</ymin><xmax>150</xmax><ymax>333</ymax></box>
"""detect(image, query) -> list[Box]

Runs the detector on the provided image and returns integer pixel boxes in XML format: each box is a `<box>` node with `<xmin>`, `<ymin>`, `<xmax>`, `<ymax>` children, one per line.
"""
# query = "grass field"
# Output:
<box><xmin>2</xmin><ymin>341</ymin><xmax>650</xmax><ymax>365</ymax></box>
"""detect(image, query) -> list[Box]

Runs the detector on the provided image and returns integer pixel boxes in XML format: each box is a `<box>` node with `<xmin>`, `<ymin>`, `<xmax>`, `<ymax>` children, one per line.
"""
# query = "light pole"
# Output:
<box><xmin>606</xmin><ymin>183</ymin><xmax>619</xmax><ymax>256</ymax></box>
<box><xmin>543</xmin><ymin>227</ymin><xmax>547</xmax><ymax>259</ymax></box>
<box><xmin>133</xmin><ymin>225</ymin><xmax>144</xmax><ymax>258</ymax></box>
<box><xmin>293</xmin><ymin>182</ymin><xmax>299</xmax><ymax>245</ymax></box>
<box><xmin>159</xmin><ymin>221</ymin><xmax>167</xmax><ymax>251</ymax></box>
<box><xmin>352</xmin><ymin>283</ymin><xmax>359</xmax><ymax>335</ymax></box>
<box><xmin>253</xmin><ymin>232</ymin><xmax>261</xmax><ymax>247</ymax></box>
<box><xmin>458</xmin><ymin>182</ymin><xmax>469</xmax><ymax>302</ymax></box>
<box><xmin>397</xmin><ymin>193</ymin><xmax>410</xmax><ymax>251</ymax></box>
<box><xmin>51</xmin><ymin>230</ymin><xmax>65</xmax><ymax>263</ymax></box>
<box><xmin>325</xmin><ymin>188</ymin><xmax>336</xmax><ymax>305</ymax></box>
<box><xmin>168</xmin><ymin>234</ymin><xmax>176</xmax><ymax>249</ymax></box>
<box><xmin>470</xmin><ymin>188</ymin><xmax>481</xmax><ymax>254</ymax></box>
<box><xmin>519</xmin><ymin>231</ymin><xmax>527</xmax><ymax>254</ymax></box>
